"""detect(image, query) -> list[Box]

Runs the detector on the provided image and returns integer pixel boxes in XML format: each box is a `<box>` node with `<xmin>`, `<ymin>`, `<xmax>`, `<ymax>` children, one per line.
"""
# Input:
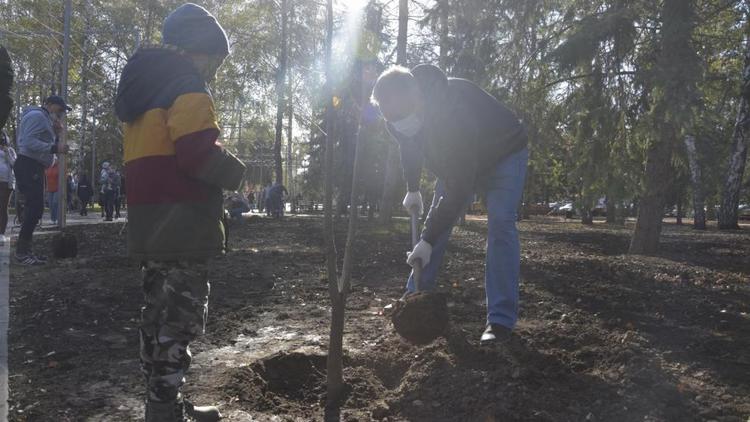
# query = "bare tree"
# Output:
<box><xmin>718</xmin><ymin>33</ymin><xmax>750</xmax><ymax>230</ymax></box>
<box><xmin>684</xmin><ymin>135</ymin><xmax>707</xmax><ymax>229</ymax></box>
<box><xmin>274</xmin><ymin>0</ymin><xmax>289</xmax><ymax>184</ymax></box>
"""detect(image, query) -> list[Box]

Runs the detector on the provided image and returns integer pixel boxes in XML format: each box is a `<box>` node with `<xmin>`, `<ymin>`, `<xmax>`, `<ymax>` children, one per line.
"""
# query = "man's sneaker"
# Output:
<box><xmin>480</xmin><ymin>323</ymin><xmax>512</xmax><ymax>345</ymax></box>
<box><xmin>0</xmin><ymin>235</ymin><xmax>7</xmax><ymax>245</ymax></box>
<box><xmin>32</xmin><ymin>253</ymin><xmax>48</xmax><ymax>263</ymax></box>
<box><xmin>15</xmin><ymin>253</ymin><xmax>46</xmax><ymax>266</ymax></box>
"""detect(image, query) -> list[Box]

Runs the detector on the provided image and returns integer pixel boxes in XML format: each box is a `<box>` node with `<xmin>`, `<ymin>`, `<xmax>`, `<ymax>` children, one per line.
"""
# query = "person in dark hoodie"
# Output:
<box><xmin>114</xmin><ymin>4</ymin><xmax>245</xmax><ymax>421</ymax></box>
<box><xmin>371</xmin><ymin>65</ymin><xmax>528</xmax><ymax>345</ymax></box>
<box><xmin>76</xmin><ymin>173</ymin><xmax>93</xmax><ymax>216</ymax></box>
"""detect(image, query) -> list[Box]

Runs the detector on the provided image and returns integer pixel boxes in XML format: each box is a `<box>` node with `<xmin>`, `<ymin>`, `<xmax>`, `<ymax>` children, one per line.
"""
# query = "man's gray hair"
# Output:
<box><xmin>370</xmin><ymin>65</ymin><xmax>417</xmax><ymax>106</ymax></box>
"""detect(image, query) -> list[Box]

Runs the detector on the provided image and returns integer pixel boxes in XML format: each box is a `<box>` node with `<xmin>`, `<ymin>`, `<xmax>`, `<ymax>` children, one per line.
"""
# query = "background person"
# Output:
<box><xmin>0</xmin><ymin>130</ymin><xmax>16</xmax><ymax>244</ymax></box>
<box><xmin>14</xmin><ymin>95</ymin><xmax>70</xmax><ymax>265</ymax></box>
<box><xmin>99</xmin><ymin>161</ymin><xmax>116</xmax><ymax>221</ymax></box>
<box><xmin>76</xmin><ymin>173</ymin><xmax>93</xmax><ymax>216</ymax></box>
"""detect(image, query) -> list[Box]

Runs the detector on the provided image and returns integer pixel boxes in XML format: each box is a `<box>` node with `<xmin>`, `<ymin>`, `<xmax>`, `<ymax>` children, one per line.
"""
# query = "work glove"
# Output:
<box><xmin>406</xmin><ymin>239</ymin><xmax>432</xmax><ymax>268</ymax></box>
<box><xmin>402</xmin><ymin>191</ymin><xmax>423</xmax><ymax>216</ymax></box>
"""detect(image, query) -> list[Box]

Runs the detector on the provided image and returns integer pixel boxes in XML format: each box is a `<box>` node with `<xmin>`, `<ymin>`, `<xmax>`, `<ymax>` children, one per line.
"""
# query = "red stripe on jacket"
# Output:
<box><xmin>125</xmin><ymin>129</ymin><xmax>221</xmax><ymax>205</ymax></box>
<box><xmin>174</xmin><ymin>127</ymin><xmax>222</xmax><ymax>178</ymax></box>
<box><xmin>125</xmin><ymin>155</ymin><xmax>212</xmax><ymax>205</ymax></box>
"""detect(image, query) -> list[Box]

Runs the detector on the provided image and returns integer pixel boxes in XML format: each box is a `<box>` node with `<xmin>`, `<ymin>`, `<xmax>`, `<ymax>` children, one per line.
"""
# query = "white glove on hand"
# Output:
<box><xmin>406</xmin><ymin>239</ymin><xmax>432</xmax><ymax>268</ymax></box>
<box><xmin>402</xmin><ymin>191</ymin><xmax>423</xmax><ymax>216</ymax></box>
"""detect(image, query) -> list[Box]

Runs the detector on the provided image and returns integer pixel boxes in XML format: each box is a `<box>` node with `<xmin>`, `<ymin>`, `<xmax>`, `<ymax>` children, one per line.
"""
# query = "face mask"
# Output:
<box><xmin>390</xmin><ymin>113</ymin><xmax>422</xmax><ymax>137</ymax></box>
<box><xmin>49</xmin><ymin>111</ymin><xmax>63</xmax><ymax>122</ymax></box>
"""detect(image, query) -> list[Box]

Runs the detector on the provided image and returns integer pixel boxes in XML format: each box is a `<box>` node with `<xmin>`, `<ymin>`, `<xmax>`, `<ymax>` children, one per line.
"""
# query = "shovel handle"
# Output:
<box><xmin>410</xmin><ymin>210</ymin><xmax>422</xmax><ymax>292</ymax></box>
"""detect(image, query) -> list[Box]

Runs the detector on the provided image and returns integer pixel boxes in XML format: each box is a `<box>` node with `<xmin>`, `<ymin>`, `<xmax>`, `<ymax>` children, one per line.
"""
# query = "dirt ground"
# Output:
<box><xmin>6</xmin><ymin>215</ymin><xmax>750</xmax><ymax>421</ymax></box>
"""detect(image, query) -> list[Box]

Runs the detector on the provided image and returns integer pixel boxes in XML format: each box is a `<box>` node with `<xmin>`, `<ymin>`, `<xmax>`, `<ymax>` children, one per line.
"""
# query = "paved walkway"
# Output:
<box><xmin>5</xmin><ymin>210</ymin><xmax>128</xmax><ymax>239</ymax></box>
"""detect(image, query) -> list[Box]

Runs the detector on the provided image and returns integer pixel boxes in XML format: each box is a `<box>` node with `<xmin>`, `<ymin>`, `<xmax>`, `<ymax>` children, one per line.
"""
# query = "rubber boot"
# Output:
<box><xmin>185</xmin><ymin>399</ymin><xmax>222</xmax><ymax>422</ymax></box>
<box><xmin>145</xmin><ymin>397</ymin><xmax>185</xmax><ymax>422</ymax></box>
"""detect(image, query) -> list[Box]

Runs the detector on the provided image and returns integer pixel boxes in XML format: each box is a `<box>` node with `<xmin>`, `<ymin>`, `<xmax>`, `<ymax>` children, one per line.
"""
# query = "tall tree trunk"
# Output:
<box><xmin>78</xmin><ymin>22</ymin><xmax>90</xmax><ymax>171</ymax></box>
<box><xmin>629</xmin><ymin>0</ymin><xmax>696</xmax><ymax>254</ymax></box>
<box><xmin>684</xmin><ymin>135</ymin><xmax>706</xmax><ymax>229</ymax></box>
<box><xmin>605</xmin><ymin>171</ymin><xmax>617</xmax><ymax>224</ymax></box>
<box><xmin>378</xmin><ymin>0</ymin><xmax>408</xmax><ymax>225</ymax></box>
<box><xmin>438</xmin><ymin>0</ymin><xmax>449</xmax><ymax>69</ymax></box>
<box><xmin>629</xmin><ymin>136</ymin><xmax>673</xmax><ymax>254</ymax></box>
<box><xmin>718</xmin><ymin>35</ymin><xmax>750</xmax><ymax>230</ymax></box>
<box><xmin>606</xmin><ymin>200</ymin><xmax>617</xmax><ymax>224</ymax></box>
<box><xmin>286</xmin><ymin>1</ymin><xmax>295</xmax><ymax>193</ymax></box>
<box><xmin>322</xmin><ymin>0</ymin><xmax>341</xmax><ymax>419</ymax></box>
<box><xmin>144</xmin><ymin>0</ymin><xmax>155</xmax><ymax>43</ymax></box>
<box><xmin>274</xmin><ymin>0</ymin><xmax>289</xmax><ymax>185</ymax></box>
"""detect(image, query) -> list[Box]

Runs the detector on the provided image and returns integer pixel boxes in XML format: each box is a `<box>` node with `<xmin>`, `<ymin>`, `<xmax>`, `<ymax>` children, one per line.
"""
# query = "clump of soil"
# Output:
<box><xmin>391</xmin><ymin>292</ymin><xmax>449</xmax><ymax>345</ymax></box>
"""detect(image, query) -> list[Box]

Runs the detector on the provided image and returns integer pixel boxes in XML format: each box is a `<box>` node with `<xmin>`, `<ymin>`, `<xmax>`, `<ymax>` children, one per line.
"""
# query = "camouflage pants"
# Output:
<box><xmin>139</xmin><ymin>260</ymin><xmax>210</xmax><ymax>402</ymax></box>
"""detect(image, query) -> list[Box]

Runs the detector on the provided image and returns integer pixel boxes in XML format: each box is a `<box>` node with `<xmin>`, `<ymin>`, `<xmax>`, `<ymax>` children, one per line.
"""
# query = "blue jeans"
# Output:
<box><xmin>48</xmin><ymin>191</ymin><xmax>59</xmax><ymax>223</ymax></box>
<box><xmin>406</xmin><ymin>148</ymin><xmax>528</xmax><ymax>329</ymax></box>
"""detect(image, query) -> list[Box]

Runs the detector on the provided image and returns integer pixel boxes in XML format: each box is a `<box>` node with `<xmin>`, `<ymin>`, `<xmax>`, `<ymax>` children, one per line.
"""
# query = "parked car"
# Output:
<box><xmin>739</xmin><ymin>204</ymin><xmax>750</xmax><ymax>220</ymax></box>
<box><xmin>549</xmin><ymin>202</ymin><xmax>575</xmax><ymax>219</ymax></box>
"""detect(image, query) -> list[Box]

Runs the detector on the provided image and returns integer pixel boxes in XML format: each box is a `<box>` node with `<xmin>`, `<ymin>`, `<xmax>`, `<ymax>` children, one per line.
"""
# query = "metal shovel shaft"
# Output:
<box><xmin>410</xmin><ymin>210</ymin><xmax>422</xmax><ymax>292</ymax></box>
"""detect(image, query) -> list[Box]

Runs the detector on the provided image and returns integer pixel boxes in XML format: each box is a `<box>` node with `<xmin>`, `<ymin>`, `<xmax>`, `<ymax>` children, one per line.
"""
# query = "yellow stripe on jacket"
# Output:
<box><xmin>123</xmin><ymin>92</ymin><xmax>220</xmax><ymax>164</ymax></box>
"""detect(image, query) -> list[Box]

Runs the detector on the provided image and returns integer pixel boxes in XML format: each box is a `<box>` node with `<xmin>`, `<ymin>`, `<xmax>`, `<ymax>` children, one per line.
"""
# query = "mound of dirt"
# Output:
<box><xmin>391</xmin><ymin>292</ymin><xmax>449</xmax><ymax>345</ymax></box>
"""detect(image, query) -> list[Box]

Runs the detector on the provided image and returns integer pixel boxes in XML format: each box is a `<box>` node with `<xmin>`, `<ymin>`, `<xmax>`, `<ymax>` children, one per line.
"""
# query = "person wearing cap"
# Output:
<box><xmin>115</xmin><ymin>3</ymin><xmax>245</xmax><ymax>421</ymax></box>
<box><xmin>371</xmin><ymin>65</ymin><xmax>528</xmax><ymax>345</ymax></box>
<box><xmin>13</xmin><ymin>94</ymin><xmax>71</xmax><ymax>265</ymax></box>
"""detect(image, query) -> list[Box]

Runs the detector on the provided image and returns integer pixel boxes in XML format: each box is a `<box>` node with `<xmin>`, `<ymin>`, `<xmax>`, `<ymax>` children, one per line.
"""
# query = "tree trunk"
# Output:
<box><xmin>630</xmin><ymin>130</ymin><xmax>674</xmax><ymax>254</ymax></box>
<box><xmin>78</xmin><ymin>26</ymin><xmax>90</xmax><ymax>171</ymax></box>
<box><xmin>606</xmin><ymin>199</ymin><xmax>617</xmax><ymax>224</ymax></box>
<box><xmin>322</xmin><ymin>0</ymin><xmax>341</xmax><ymax>419</ymax></box>
<box><xmin>581</xmin><ymin>208</ymin><xmax>594</xmax><ymax>225</ymax></box>
<box><xmin>684</xmin><ymin>135</ymin><xmax>706</xmax><ymax>229</ymax></box>
<box><xmin>286</xmin><ymin>1</ymin><xmax>295</xmax><ymax>194</ymax></box>
<box><xmin>378</xmin><ymin>0</ymin><xmax>408</xmax><ymax>225</ymax></box>
<box><xmin>629</xmin><ymin>0</ymin><xmax>696</xmax><ymax>255</ymax></box>
<box><xmin>718</xmin><ymin>35</ymin><xmax>750</xmax><ymax>229</ymax></box>
<box><xmin>274</xmin><ymin>0</ymin><xmax>289</xmax><ymax>185</ymax></box>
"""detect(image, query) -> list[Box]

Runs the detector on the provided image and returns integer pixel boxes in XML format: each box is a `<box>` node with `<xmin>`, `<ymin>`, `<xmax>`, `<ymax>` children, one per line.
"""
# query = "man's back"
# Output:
<box><xmin>18</xmin><ymin>107</ymin><xmax>55</xmax><ymax>168</ymax></box>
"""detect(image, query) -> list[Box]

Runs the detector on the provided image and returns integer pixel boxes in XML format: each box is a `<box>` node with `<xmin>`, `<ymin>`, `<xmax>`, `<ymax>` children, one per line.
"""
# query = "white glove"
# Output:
<box><xmin>406</xmin><ymin>239</ymin><xmax>432</xmax><ymax>268</ymax></box>
<box><xmin>402</xmin><ymin>191</ymin><xmax>423</xmax><ymax>216</ymax></box>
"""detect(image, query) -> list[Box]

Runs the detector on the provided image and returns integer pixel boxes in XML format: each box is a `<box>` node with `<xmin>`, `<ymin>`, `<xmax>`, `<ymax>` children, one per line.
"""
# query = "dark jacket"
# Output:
<box><xmin>389</xmin><ymin>65</ymin><xmax>527</xmax><ymax>244</ymax></box>
<box><xmin>115</xmin><ymin>46</ymin><xmax>245</xmax><ymax>261</ymax></box>
<box><xmin>77</xmin><ymin>177</ymin><xmax>94</xmax><ymax>201</ymax></box>
<box><xmin>0</xmin><ymin>45</ymin><xmax>12</xmax><ymax>131</ymax></box>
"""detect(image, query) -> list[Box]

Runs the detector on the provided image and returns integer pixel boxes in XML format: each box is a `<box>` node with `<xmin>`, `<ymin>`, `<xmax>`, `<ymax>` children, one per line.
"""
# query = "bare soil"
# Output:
<box><xmin>7</xmin><ymin>215</ymin><xmax>750</xmax><ymax>421</ymax></box>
